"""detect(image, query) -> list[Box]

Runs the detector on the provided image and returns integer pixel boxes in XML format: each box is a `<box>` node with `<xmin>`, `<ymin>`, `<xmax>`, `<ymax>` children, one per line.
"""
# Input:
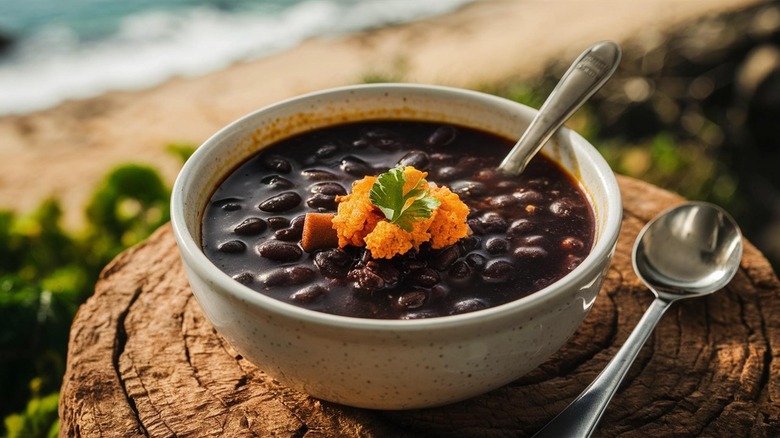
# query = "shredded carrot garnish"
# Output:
<box><xmin>331</xmin><ymin>166</ymin><xmax>469</xmax><ymax>258</ymax></box>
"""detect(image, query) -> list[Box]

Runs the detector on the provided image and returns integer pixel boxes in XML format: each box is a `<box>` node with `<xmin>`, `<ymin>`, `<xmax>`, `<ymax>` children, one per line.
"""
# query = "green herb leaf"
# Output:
<box><xmin>369</xmin><ymin>166</ymin><xmax>440</xmax><ymax>231</ymax></box>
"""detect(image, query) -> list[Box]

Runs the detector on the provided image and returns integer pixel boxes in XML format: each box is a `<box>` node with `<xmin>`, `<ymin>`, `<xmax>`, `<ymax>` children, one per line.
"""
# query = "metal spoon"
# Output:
<box><xmin>499</xmin><ymin>41</ymin><xmax>621</xmax><ymax>175</ymax></box>
<box><xmin>533</xmin><ymin>201</ymin><xmax>743</xmax><ymax>438</ymax></box>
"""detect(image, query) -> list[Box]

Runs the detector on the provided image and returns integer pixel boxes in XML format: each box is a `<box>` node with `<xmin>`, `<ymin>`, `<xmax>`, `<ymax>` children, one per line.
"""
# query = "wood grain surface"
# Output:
<box><xmin>59</xmin><ymin>175</ymin><xmax>780</xmax><ymax>437</ymax></box>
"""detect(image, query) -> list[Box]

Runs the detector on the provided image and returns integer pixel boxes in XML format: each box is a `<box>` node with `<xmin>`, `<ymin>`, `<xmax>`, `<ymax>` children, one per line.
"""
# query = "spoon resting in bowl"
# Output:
<box><xmin>499</xmin><ymin>40</ymin><xmax>621</xmax><ymax>175</ymax></box>
<box><xmin>532</xmin><ymin>201</ymin><xmax>743</xmax><ymax>437</ymax></box>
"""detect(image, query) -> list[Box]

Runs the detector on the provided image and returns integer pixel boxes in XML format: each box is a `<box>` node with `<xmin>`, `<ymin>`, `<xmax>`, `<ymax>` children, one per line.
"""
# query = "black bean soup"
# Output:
<box><xmin>201</xmin><ymin>121</ymin><xmax>595</xmax><ymax>319</ymax></box>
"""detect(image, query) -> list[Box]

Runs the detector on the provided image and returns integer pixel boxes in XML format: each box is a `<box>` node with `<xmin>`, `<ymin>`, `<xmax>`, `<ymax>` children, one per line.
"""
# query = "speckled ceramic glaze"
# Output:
<box><xmin>171</xmin><ymin>84</ymin><xmax>622</xmax><ymax>409</ymax></box>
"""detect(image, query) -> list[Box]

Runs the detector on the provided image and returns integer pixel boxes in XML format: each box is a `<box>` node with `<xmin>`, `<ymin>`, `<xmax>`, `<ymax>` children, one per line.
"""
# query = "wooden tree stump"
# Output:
<box><xmin>59</xmin><ymin>175</ymin><xmax>780</xmax><ymax>437</ymax></box>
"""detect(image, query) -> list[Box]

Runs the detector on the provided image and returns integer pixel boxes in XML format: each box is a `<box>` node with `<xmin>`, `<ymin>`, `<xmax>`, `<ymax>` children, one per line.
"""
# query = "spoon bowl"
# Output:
<box><xmin>633</xmin><ymin>201</ymin><xmax>743</xmax><ymax>298</ymax></box>
<box><xmin>533</xmin><ymin>201</ymin><xmax>743</xmax><ymax>437</ymax></box>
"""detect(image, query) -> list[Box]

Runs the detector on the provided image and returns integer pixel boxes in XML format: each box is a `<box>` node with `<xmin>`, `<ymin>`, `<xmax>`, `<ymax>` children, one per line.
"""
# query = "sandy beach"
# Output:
<box><xmin>0</xmin><ymin>0</ymin><xmax>762</xmax><ymax>228</ymax></box>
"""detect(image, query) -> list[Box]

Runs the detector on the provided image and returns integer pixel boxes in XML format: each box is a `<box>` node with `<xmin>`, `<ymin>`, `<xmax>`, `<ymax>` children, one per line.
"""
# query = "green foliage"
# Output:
<box><xmin>166</xmin><ymin>142</ymin><xmax>198</xmax><ymax>164</ymax></box>
<box><xmin>0</xmin><ymin>162</ymin><xmax>172</xmax><ymax>437</ymax></box>
<box><xmin>85</xmin><ymin>164</ymin><xmax>170</xmax><ymax>263</ymax></box>
<box><xmin>481</xmin><ymin>80</ymin><xmax>551</xmax><ymax>110</ymax></box>
<box><xmin>4</xmin><ymin>388</ymin><xmax>59</xmax><ymax>438</ymax></box>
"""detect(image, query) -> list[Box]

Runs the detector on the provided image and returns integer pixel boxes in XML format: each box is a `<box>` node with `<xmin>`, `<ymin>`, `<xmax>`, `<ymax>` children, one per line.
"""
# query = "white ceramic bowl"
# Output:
<box><xmin>171</xmin><ymin>83</ymin><xmax>622</xmax><ymax>410</ymax></box>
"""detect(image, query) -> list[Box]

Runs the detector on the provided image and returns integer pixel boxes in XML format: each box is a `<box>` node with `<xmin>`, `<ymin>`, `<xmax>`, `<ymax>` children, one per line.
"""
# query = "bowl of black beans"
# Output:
<box><xmin>171</xmin><ymin>83</ymin><xmax>622</xmax><ymax>409</ymax></box>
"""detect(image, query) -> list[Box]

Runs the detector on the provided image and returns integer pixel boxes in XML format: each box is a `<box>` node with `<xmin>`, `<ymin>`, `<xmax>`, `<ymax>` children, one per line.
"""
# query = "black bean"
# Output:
<box><xmin>290</xmin><ymin>214</ymin><xmax>306</xmax><ymax>230</ymax></box>
<box><xmin>375</xmin><ymin>138</ymin><xmax>402</xmax><ymax>150</ymax></box>
<box><xmin>435</xmin><ymin>166</ymin><xmax>464</xmax><ymax>180</ymax></box>
<box><xmin>561</xmin><ymin>236</ymin><xmax>585</xmax><ymax>252</ymax></box>
<box><xmin>291</xmin><ymin>284</ymin><xmax>327</xmax><ymax>303</ymax></box>
<box><xmin>364</xmin><ymin>127</ymin><xmax>394</xmax><ymax>139</ymax></box>
<box><xmin>465</xmin><ymin>253</ymin><xmax>486</xmax><ymax>270</ymax></box>
<box><xmin>307</xmin><ymin>193</ymin><xmax>337</xmax><ymax>210</ymax></box>
<box><xmin>427</xmin><ymin>125</ymin><xmax>457</xmax><ymax>146</ymax></box>
<box><xmin>234</xmin><ymin>217</ymin><xmax>266</xmax><ymax>236</ymax></box>
<box><xmin>520</xmin><ymin>235</ymin><xmax>550</xmax><ymax>248</ymax></box>
<box><xmin>260</xmin><ymin>175</ymin><xmax>294</xmax><ymax>189</ymax></box>
<box><xmin>410</xmin><ymin>268</ymin><xmax>440</xmax><ymax>288</ymax></box>
<box><xmin>348</xmin><ymin>267</ymin><xmax>385</xmax><ymax>293</ymax></box>
<box><xmin>314</xmin><ymin>248</ymin><xmax>352</xmax><ymax>279</ymax></box>
<box><xmin>489</xmin><ymin>195</ymin><xmax>519</xmax><ymax>209</ymax></box>
<box><xmin>564</xmin><ymin>254</ymin><xmax>585</xmax><ymax>271</ymax></box>
<box><xmin>496</xmin><ymin>180</ymin><xmax>519</xmax><ymax>190</ymax></box>
<box><xmin>528</xmin><ymin>177</ymin><xmax>551</xmax><ymax>189</ymax></box>
<box><xmin>352</xmin><ymin>138</ymin><xmax>370</xmax><ymax>149</ymax></box>
<box><xmin>397</xmin><ymin>290</ymin><xmax>427</xmax><ymax>310</ymax></box>
<box><xmin>550</xmin><ymin>198</ymin><xmax>580</xmax><ymax>217</ymax></box>
<box><xmin>341</xmin><ymin>155</ymin><xmax>373</xmax><ymax>177</ymax></box>
<box><xmin>309</xmin><ymin>182</ymin><xmax>347</xmax><ymax>196</ymax></box>
<box><xmin>467</xmin><ymin>218</ymin><xmax>485</xmax><ymax>235</ymax></box>
<box><xmin>267</xmin><ymin>216</ymin><xmax>289</xmax><ymax>230</ymax></box>
<box><xmin>232</xmin><ymin>272</ymin><xmax>254</xmax><ymax>285</ymax></box>
<box><xmin>457</xmin><ymin>156</ymin><xmax>483</xmax><ymax>171</ymax></box>
<box><xmin>451</xmin><ymin>180</ymin><xmax>487</xmax><ymax>197</ymax></box>
<box><xmin>430</xmin><ymin>245</ymin><xmax>459</xmax><ymax>271</ymax></box>
<box><xmin>479</xmin><ymin>212</ymin><xmax>508</xmax><ymax>233</ymax></box>
<box><xmin>429</xmin><ymin>152</ymin><xmax>454</xmax><ymax>164</ymax></box>
<box><xmin>301</xmin><ymin>168</ymin><xmax>338</xmax><ymax>181</ymax></box>
<box><xmin>257</xmin><ymin>241</ymin><xmax>302</xmax><ymax>262</ymax></box>
<box><xmin>367</xmin><ymin>260</ymin><xmax>400</xmax><ymax>286</ymax></box>
<box><xmin>396</xmin><ymin>250</ymin><xmax>428</xmax><ymax>272</ymax></box>
<box><xmin>507</xmin><ymin>218</ymin><xmax>534</xmax><ymax>236</ymax></box>
<box><xmin>265</xmin><ymin>266</ymin><xmax>315</xmax><ymax>287</ymax></box>
<box><xmin>214</xmin><ymin>197</ymin><xmax>243</xmax><ymax>211</ymax></box>
<box><xmin>258</xmin><ymin>191</ymin><xmax>301</xmax><ymax>212</ymax></box>
<box><xmin>448</xmin><ymin>260</ymin><xmax>474</xmax><ymax>282</ymax></box>
<box><xmin>481</xmin><ymin>260</ymin><xmax>514</xmax><ymax>283</ymax></box>
<box><xmin>430</xmin><ymin>284</ymin><xmax>448</xmax><ymax>300</ymax></box>
<box><xmin>397</xmin><ymin>150</ymin><xmax>430</xmax><ymax>171</ymax></box>
<box><xmin>218</xmin><ymin>240</ymin><xmax>246</xmax><ymax>253</ymax></box>
<box><xmin>485</xmin><ymin>237</ymin><xmax>509</xmax><ymax>255</ymax></box>
<box><xmin>315</xmin><ymin>143</ymin><xmax>340</xmax><ymax>158</ymax></box>
<box><xmin>458</xmin><ymin>236</ymin><xmax>481</xmax><ymax>254</ymax></box>
<box><xmin>274</xmin><ymin>227</ymin><xmax>303</xmax><ymax>242</ymax></box>
<box><xmin>274</xmin><ymin>215</ymin><xmax>305</xmax><ymax>241</ymax></box>
<box><xmin>512</xmin><ymin>246</ymin><xmax>549</xmax><ymax>261</ymax></box>
<box><xmin>513</xmin><ymin>190</ymin><xmax>544</xmax><ymax>204</ymax></box>
<box><xmin>473</xmin><ymin>168</ymin><xmax>499</xmax><ymax>182</ymax></box>
<box><xmin>450</xmin><ymin>298</ymin><xmax>487</xmax><ymax>315</ymax></box>
<box><xmin>362</xmin><ymin>127</ymin><xmax>402</xmax><ymax>150</ymax></box>
<box><xmin>262</xmin><ymin>155</ymin><xmax>292</xmax><ymax>173</ymax></box>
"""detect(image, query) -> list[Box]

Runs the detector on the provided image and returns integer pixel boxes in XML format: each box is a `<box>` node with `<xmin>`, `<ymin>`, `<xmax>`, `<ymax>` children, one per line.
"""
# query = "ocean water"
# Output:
<box><xmin>0</xmin><ymin>0</ymin><xmax>473</xmax><ymax>116</ymax></box>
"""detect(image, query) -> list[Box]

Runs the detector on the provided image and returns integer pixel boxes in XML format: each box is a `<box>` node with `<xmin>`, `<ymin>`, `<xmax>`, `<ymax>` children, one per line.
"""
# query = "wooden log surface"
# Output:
<box><xmin>59</xmin><ymin>175</ymin><xmax>780</xmax><ymax>437</ymax></box>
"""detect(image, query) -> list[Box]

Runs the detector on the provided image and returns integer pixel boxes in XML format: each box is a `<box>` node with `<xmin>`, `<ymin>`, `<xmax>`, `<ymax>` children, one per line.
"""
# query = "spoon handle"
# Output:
<box><xmin>533</xmin><ymin>297</ymin><xmax>671</xmax><ymax>438</ymax></box>
<box><xmin>499</xmin><ymin>41</ymin><xmax>621</xmax><ymax>175</ymax></box>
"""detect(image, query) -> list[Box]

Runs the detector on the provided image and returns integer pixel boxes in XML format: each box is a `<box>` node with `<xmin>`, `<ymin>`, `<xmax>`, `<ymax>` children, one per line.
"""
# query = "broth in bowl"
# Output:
<box><xmin>201</xmin><ymin>120</ymin><xmax>595</xmax><ymax>319</ymax></box>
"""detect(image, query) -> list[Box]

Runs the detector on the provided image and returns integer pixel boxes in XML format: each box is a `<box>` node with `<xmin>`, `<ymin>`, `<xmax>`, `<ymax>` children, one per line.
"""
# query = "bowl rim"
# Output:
<box><xmin>170</xmin><ymin>83</ymin><xmax>622</xmax><ymax>332</ymax></box>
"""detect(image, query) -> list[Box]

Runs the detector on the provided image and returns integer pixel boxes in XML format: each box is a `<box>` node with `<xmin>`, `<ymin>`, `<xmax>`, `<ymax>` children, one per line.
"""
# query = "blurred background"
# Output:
<box><xmin>0</xmin><ymin>0</ymin><xmax>778</xmax><ymax>436</ymax></box>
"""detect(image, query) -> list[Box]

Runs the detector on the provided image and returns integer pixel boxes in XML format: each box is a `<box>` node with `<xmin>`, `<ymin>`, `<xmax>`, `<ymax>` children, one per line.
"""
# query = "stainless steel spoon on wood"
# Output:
<box><xmin>533</xmin><ymin>201</ymin><xmax>743</xmax><ymax>437</ymax></box>
<box><xmin>499</xmin><ymin>40</ymin><xmax>621</xmax><ymax>175</ymax></box>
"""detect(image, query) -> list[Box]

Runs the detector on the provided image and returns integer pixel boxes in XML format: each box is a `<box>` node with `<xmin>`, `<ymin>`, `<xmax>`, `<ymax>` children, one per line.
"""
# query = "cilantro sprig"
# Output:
<box><xmin>369</xmin><ymin>166</ymin><xmax>440</xmax><ymax>231</ymax></box>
